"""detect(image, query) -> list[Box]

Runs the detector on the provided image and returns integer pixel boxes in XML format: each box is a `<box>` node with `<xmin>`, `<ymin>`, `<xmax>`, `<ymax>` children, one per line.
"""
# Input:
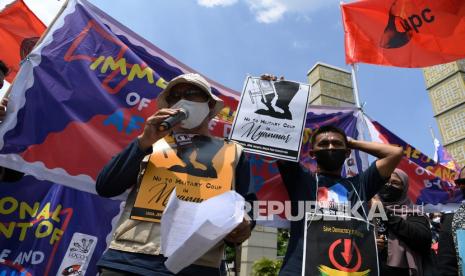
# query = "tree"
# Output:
<box><xmin>277</xmin><ymin>228</ymin><xmax>290</xmax><ymax>257</ymax></box>
<box><xmin>252</xmin><ymin>257</ymin><xmax>283</xmax><ymax>276</ymax></box>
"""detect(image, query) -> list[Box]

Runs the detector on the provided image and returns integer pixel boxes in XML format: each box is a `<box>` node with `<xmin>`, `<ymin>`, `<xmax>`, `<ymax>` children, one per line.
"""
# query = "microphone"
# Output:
<box><xmin>157</xmin><ymin>109</ymin><xmax>188</xmax><ymax>132</ymax></box>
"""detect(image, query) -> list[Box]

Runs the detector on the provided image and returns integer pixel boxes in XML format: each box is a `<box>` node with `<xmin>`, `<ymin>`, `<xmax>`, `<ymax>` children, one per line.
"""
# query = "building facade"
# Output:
<box><xmin>307</xmin><ymin>62</ymin><xmax>355</xmax><ymax>107</ymax></box>
<box><xmin>423</xmin><ymin>60</ymin><xmax>465</xmax><ymax>167</ymax></box>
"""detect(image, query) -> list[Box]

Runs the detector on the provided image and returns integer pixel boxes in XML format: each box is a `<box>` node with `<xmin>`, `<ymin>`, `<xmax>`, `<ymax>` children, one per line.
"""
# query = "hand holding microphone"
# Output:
<box><xmin>137</xmin><ymin>108</ymin><xmax>186</xmax><ymax>151</ymax></box>
<box><xmin>157</xmin><ymin>108</ymin><xmax>188</xmax><ymax>132</ymax></box>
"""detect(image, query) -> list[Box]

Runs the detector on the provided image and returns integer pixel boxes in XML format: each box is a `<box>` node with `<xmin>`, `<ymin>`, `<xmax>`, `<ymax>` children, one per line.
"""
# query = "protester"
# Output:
<box><xmin>0</xmin><ymin>60</ymin><xmax>9</xmax><ymax>119</ymax></box>
<box><xmin>375</xmin><ymin>168</ymin><xmax>433</xmax><ymax>276</ymax></box>
<box><xmin>429</xmin><ymin>212</ymin><xmax>441</xmax><ymax>255</ymax></box>
<box><xmin>95</xmin><ymin>73</ymin><xmax>255</xmax><ymax>276</ymax></box>
<box><xmin>437</xmin><ymin>166</ymin><xmax>465</xmax><ymax>276</ymax></box>
<box><xmin>0</xmin><ymin>60</ymin><xmax>23</xmax><ymax>182</ymax></box>
<box><xmin>276</xmin><ymin>120</ymin><xmax>403</xmax><ymax>274</ymax></box>
<box><xmin>0</xmin><ymin>60</ymin><xmax>8</xmax><ymax>90</ymax></box>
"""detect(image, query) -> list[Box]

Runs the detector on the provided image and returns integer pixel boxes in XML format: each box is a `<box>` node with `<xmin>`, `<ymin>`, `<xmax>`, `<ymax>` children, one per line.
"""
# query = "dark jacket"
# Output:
<box><xmin>437</xmin><ymin>213</ymin><xmax>459</xmax><ymax>276</ymax></box>
<box><xmin>378</xmin><ymin>214</ymin><xmax>434</xmax><ymax>276</ymax></box>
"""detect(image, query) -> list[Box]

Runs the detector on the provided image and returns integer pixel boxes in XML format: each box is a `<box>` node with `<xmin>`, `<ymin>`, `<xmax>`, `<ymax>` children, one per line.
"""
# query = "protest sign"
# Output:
<box><xmin>303</xmin><ymin>214</ymin><xmax>378</xmax><ymax>276</ymax></box>
<box><xmin>230</xmin><ymin>76</ymin><xmax>310</xmax><ymax>161</ymax></box>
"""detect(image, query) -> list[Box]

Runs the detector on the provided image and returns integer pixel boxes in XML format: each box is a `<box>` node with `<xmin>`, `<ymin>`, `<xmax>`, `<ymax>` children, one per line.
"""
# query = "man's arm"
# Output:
<box><xmin>277</xmin><ymin>160</ymin><xmax>302</xmax><ymax>187</ymax></box>
<box><xmin>348</xmin><ymin>139</ymin><xmax>403</xmax><ymax>179</ymax></box>
<box><xmin>95</xmin><ymin>139</ymin><xmax>152</xmax><ymax>197</ymax></box>
<box><xmin>437</xmin><ymin>213</ymin><xmax>459</xmax><ymax>276</ymax></box>
<box><xmin>234</xmin><ymin>152</ymin><xmax>253</xmax><ymax>198</ymax></box>
<box><xmin>225</xmin><ymin>152</ymin><xmax>256</xmax><ymax>244</ymax></box>
<box><xmin>276</xmin><ymin>159</ymin><xmax>310</xmax><ymax>201</ymax></box>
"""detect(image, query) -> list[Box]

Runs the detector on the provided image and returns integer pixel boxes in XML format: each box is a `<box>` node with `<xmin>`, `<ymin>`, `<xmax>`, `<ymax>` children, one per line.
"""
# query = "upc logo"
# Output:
<box><xmin>380</xmin><ymin>0</ymin><xmax>435</xmax><ymax>49</ymax></box>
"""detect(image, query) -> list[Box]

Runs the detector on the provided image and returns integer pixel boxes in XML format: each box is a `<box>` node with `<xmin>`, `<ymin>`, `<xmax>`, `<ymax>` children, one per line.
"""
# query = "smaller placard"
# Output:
<box><xmin>229</xmin><ymin>76</ymin><xmax>310</xmax><ymax>161</ymax></box>
<box><xmin>302</xmin><ymin>213</ymin><xmax>379</xmax><ymax>276</ymax></box>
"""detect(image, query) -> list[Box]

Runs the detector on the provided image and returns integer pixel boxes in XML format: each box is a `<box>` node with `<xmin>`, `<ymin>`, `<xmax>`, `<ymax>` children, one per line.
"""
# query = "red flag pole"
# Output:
<box><xmin>350</xmin><ymin>63</ymin><xmax>362</xmax><ymax>109</ymax></box>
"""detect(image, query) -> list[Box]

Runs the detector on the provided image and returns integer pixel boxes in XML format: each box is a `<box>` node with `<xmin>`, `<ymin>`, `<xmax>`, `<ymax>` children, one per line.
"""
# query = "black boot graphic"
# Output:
<box><xmin>255</xmin><ymin>80</ymin><xmax>299</xmax><ymax>120</ymax></box>
<box><xmin>169</xmin><ymin>137</ymin><xmax>221</xmax><ymax>178</ymax></box>
<box><xmin>380</xmin><ymin>1</ymin><xmax>412</xmax><ymax>49</ymax></box>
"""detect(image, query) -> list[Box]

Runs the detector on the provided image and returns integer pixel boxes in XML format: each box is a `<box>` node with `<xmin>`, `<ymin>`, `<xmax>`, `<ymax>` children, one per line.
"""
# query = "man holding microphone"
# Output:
<box><xmin>95</xmin><ymin>73</ymin><xmax>254</xmax><ymax>276</ymax></box>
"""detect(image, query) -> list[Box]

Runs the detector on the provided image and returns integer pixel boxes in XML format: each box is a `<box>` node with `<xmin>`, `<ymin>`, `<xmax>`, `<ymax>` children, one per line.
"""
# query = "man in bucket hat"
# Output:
<box><xmin>95</xmin><ymin>73</ymin><xmax>255</xmax><ymax>276</ymax></box>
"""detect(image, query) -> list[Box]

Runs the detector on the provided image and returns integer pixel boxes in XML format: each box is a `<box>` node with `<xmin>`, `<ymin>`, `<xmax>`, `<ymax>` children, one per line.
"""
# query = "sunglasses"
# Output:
<box><xmin>455</xmin><ymin>178</ymin><xmax>465</xmax><ymax>185</ymax></box>
<box><xmin>166</xmin><ymin>89</ymin><xmax>209</xmax><ymax>104</ymax></box>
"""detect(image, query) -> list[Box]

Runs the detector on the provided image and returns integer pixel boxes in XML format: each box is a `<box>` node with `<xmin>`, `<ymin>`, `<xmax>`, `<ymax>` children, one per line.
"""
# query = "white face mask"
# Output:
<box><xmin>432</xmin><ymin>217</ymin><xmax>440</xmax><ymax>224</ymax></box>
<box><xmin>171</xmin><ymin>99</ymin><xmax>210</xmax><ymax>129</ymax></box>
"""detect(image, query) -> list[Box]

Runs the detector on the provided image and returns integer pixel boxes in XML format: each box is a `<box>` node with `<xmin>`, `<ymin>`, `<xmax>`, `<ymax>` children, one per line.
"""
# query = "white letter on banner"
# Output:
<box><xmin>0</xmin><ymin>249</ymin><xmax>11</xmax><ymax>261</ymax></box>
<box><xmin>138</xmin><ymin>98</ymin><xmax>151</xmax><ymax>111</ymax></box>
<box><xmin>126</xmin><ymin>92</ymin><xmax>151</xmax><ymax>111</ymax></box>
<box><xmin>126</xmin><ymin>92</ymin><xmax>140</xmax><ymax>106</ymax></box>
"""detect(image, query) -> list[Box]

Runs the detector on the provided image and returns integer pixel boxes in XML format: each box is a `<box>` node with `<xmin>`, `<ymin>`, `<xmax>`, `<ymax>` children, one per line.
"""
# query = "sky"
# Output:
<box><xmin>0</xmin><ymin>0</ymin><xmax>441</xmax><ymax>157</ymax></box>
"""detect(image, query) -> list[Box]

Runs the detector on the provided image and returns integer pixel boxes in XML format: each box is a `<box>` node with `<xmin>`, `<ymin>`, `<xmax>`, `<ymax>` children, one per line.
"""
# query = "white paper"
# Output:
<box><xmin>161</xmin><ymin>190</ymin><xmax>245</xmax><ymax>273</ymax></box>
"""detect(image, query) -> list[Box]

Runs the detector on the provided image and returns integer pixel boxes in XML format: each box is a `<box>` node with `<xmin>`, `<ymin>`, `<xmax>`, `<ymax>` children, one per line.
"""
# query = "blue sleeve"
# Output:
<box><xmin>95</xmin><ymin>139</ymin><xmax>152</xmax><ymax>197</ymax></box>
<box><xmin>235</xmin><ymin>152</ymin><xmax>252</xmax><ymax>197</ymax></box>
<box><xmin>235</xmin><ymin>152</ymin><xmax>257</xmax><ymax>229</ymax></box>
<box><xmin>357</xmin><ymin>162</ymin><xmax>389</xmax><ymax>201</ymax></box>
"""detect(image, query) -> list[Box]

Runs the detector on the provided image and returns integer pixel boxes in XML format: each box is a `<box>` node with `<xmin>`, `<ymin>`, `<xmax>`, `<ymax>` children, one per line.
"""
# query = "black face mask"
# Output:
<box><xmin>314</xmin><ymin>149</ymin><xmax>347</xmax><ymax>172</ymax></box>
<box><xmin>378</xmin><ymin>184</ymin><xmax>403</xmax><ymax>203</ymax></box>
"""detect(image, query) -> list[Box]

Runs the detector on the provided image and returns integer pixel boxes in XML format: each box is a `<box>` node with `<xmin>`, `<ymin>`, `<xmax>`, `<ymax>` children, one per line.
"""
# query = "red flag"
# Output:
<box><xmin>342</xmin><ymin>0</ymin><xmax>465</xmax><ymax>67</ymax></box>
<box><xmin>0</xmin><ymin>0</ymin><xmax>46</xmax><ymax>82</ymax></box>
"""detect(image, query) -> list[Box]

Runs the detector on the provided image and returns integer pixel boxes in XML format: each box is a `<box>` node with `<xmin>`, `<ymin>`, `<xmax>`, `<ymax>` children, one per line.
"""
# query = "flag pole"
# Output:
<box><xmin>350</xmin><ymin>64</ymin><xmax>362</xmax><ymax>109</ymax></box>
<box><xmin>341</xmin><ymin>0</ymin><xmax>362</xmax><ymax>109</ymax></box>
<box><xmin>430</xmin><ymin>126</ymin><xmax>440</xmax><ymax>162</ymax></box>
<box><xmin>429</xmin><ymin>126</ymin><xmax>436</xmax><ymax>142</ymax></box>
<box><xmin>32</xmin><ymin>0</ymin><xmax>70</xmax><ymax>50</ymax></box>
<box><xmin>429</xmin><ymin>125</ymin><xmax>439</xmax><ymax>154</ymax></box>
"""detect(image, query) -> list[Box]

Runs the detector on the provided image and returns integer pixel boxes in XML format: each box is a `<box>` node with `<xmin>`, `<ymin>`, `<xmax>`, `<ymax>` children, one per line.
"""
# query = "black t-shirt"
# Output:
<box><xmin>277</xmin><ymin>161</ymin><xmax>387</xmax><ymax>275</ymax></box>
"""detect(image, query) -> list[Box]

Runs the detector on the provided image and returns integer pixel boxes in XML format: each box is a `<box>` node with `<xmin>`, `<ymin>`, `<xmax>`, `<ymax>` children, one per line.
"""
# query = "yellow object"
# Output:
<box><xmin>318</xmin><ymin>265</ymin><xmax>371</xmax><ymax>276</ymax></box>
<box><xmin>131</xmin><ymin>136</ymin><xmax>238</xmax><ymax>222</ymax></box>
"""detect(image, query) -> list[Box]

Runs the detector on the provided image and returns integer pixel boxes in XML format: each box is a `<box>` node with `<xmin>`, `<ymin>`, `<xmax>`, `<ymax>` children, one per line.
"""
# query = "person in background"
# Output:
<box><xmin>437</xmin><ymin>166</ymin><xmax>465</xmax><ymax>276</ymax></box>
<box><xmin>0</xmin><ymin>60</ymin><xmax>23</xmax><ymax>182</ymax></box>
<box><xmin>0</xmin><ymin>60</ymin><xmax>8</xmax><ymax>90</ymax></box>
<box><xmin>376</xmin><ymin>168</ymin><xmax>434</xmax><ymax>276</ymax></box>
<box><xmin>0</xmin><ymin>60</ymin><xmax>9</xmax><ymax>119</ymax></box>
<box><xmin>429</xmin><ymin>212</ymin><xmax>441</xmax><ymax>255</ymax></box>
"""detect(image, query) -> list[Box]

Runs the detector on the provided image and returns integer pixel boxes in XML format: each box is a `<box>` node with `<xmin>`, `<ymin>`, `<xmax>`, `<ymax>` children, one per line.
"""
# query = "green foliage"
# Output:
<box><xmin>225</xmin><ymin>243</ymin><xmax>235</xmax><ymax>262</ymax></box>
<box><xmin>252</xmin><ymin>257</ymin><xmax>283</xmax><ymax>276</ymax></box>
<box><xmin>277</xmin><ymin>228</ymin><xmax>290</xmax><ymax>257</ymax></box>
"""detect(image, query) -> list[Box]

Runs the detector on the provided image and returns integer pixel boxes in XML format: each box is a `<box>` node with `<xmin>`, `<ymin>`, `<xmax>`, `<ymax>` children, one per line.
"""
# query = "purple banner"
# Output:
<box><xmin>0</xmin><ymin>176</ymin><xmax>120</xmax><ymax>276</ymax></box>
